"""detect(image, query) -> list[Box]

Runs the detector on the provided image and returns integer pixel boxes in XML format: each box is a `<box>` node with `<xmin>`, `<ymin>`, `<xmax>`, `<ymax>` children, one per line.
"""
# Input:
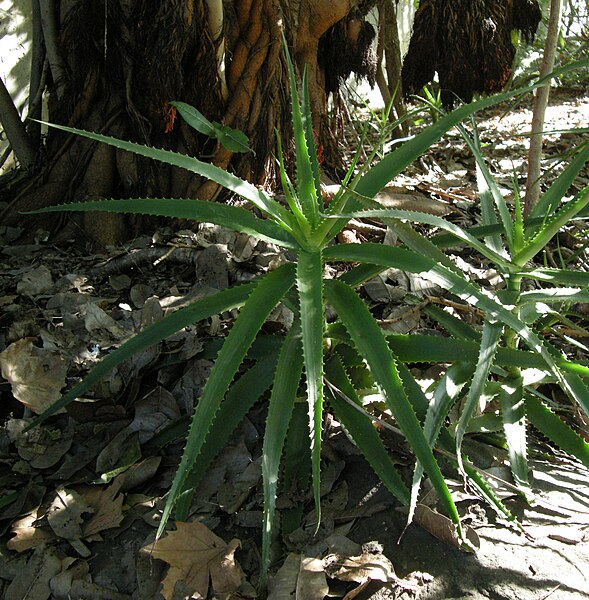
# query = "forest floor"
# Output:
<box><xmin>0</xmin><ymin>87</ymin><xmax>588</xmax><ymax>600</ymax></box>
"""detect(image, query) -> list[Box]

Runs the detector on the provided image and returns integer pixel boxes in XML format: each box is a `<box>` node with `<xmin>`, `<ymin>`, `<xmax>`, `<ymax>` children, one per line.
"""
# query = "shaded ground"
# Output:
<box><xmin>0</xmin><ymin>88</ymin><xmax>588</xmax><ymax>599</ymax></box>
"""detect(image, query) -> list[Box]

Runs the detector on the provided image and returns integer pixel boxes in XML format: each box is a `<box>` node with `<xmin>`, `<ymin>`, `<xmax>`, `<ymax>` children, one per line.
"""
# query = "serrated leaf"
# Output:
<box><xmin>515</xmin><ymin>186</ymin><xmax>589</xmax><ymax>265</ymax></box>
<box><xmin>459</xmin><ymin>123</ymin><xmax>509</xmax><ymax>253</ymax></box>
<box><xmin>423</xmin><ymin>305</ymin><xmax>480</xmax><ymax>341</ymax></box>
<box><xmin>33</xmin><ymin>121</ymin><xmax>294</xmax><ymax>230</ymax></box>
<box><xmin>325</xmin><ymin>355</ymin><xmax>410</xmax><ymax>505</ymax></box>
<box><xmin>455</xmin><ymin>319</ymin><xmax>503</xmax><ymax>461</ymax></box>
<box><xmin>176</xmin><ymin>354</ymin><xmax>279</xmax><ymax>520</ymax></box>
<box><xmin>281</xmin><ymin>402</ymin><xmax>311</xmax><ymax>536</ymax></box>
<box><xmin>261</xmin><ymin>321</ymin><xmax>304</xmax><ymax>587</ymax></box>
<box><xmin>324</xmin><ymin>279</ymin><xmax>462</xmax><ymax>533</ymax></box>
<box><xmin>26</xmin><ymin>198</ymin><xmax>298</xmax><ymax>249</ymax></box>
<box><xmin>325</xmin><ymin>243</ymin><xmax>589</xmax><ymax>396</ymax></box>
<box><xmin>296</xmin><ymin>250</ymin><xmax>325</xmax><ymax>528</ymax></box>
<box><xmin>409</xmin><ymin>363</ymin><xmax>474</xmax><ymax>525</ymax></box>
<box><xmin>524</xmin><ymin>394</ymin><xmax>589</xmax><ymax>470</ymax></box>
<box><xmin>325</xmin><ymin>207</ymin><xmax>512</xmax><ymax>271</ymax></box>
<box><xmin>500</xmin><ymin>376</ymin><xmax>530</xmax><ymax>490</ymax></box>
<box><xmin>528</xmin><ymin>140</ymin><xmax>589</xmax><ymax>224</ymax></box>
<box><xmin>158</xmin><ymin>263</ymin><xmax>296</xmax><ymax>540</ymax></box>
<box><xmin>283</xmin><ymin>36</ymin><xmax>319</xmax><ymax>227</ymax></box>
<box><xmin>315</xmin><ymin>60</ymin><xmax>588</xmax><ymax>244</ymax></box>
<box><xmin>520</xmin><ymin>288</ymin><xmax>589</xmax><ymax>305</ymax></box>
<box><xmin>520</xmin><ymin>268</ymin><xmax>589</xmax><ymax>286</ymax></box>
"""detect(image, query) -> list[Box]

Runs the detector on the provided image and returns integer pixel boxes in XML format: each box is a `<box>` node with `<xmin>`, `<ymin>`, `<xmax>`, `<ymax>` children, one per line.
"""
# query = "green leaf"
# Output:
<box><xmin>423</xmin><ymin>305</ymin><xmax>480</xmax><ymax>341</ymax></box>
<box><xmin>325</xmin><ymin>243</ymin><xmax>589</xmax><ymax>390</ymax></box>
<box><xmin>409</xmin><ymin>363</ymin><xmax>473</xmax><ymax>525</ymax></box>
<box><xmin>158</xmin><ymin>262</ymin><xmax>296</xmax><ymax>539</ymax></box>
<box><xmin>515</xmin><ymin>186</ymin><xmax>589</xmax><ymax>265</ymax></box>
<box><xmin>35</xmin><ymin>121</ymin><xmax>294</xmax><ymax>230</ymax></box>
<box><xmin>315</xmin><ymin>61</ymin><xmax>588</xmax><ymax>244</ymax></box>
<box><xmin>325</xmin><ymin>355</ymin><xmax>410</xmax><ymax>505</ymax></box>
<box><xmin>520</xmin><ymin>289</ymin><xmax>589</xmax><ymax>305</ymax></box>
<box><xmin>26</xmin><ymin>282</ymin><xmax>256</xmax><ymax>429</ymax></box>
<box><xmin>528</xmin><ymin>141</ymin><xmax>589</xmax><ymax>225</ymax></box>
<box><xmin>454</xmin><ymin>320</ymin><xmax>503</xmax><ymax>475</ymax></box>
<box><xmin>388</xmin><ymin>220</ymin><xmax>461</xmax><ymax>274</ymax></box>
<box><xmin>281</xmin><ymin>401</ymin><xmax>311</xmax><ymax>536</ymax></box>
<box><xmin>325</xmin><ymin>243</ymin><xmax>433</xmax><ymax>274</ymax></box>
<box><xmin>520</xmin><ymin>268</ymin><xmax>589</xmax><ymax>286</ymax></box>
<box><xmin>275</xmin><ymin>132</ymin><xmax>308</xmax><ymax>228</ymax></box>
<box><xmin>337</xmin><ymin>263</ymin><xmax>390</xmax><ymax>288</ymax></box>
<box><xmin>326</xmin><ymin>207</ymin><xmax>513</xmax><ymax>271</ymax></box>
<box><xmin>215</xmin><ymin>124</ymin><xmax>252</xmax><ymax>154</ymax></box>
<box><xmin>301</xmin><ymin>67</ymin><xmax>323</xmax><ymax>207</ymax></box>
<box><xmin>26</xmin><ymin>198</ymin><xmax>299</xmax><ymax>250</ymax></box>
<box><xmin>261</xmin><ymin>321</ymin><xmax>304</xmax><ymax>587</ymax></box>
<box><xmin>176</xmin><ymin>353</ymin><xmax>278</xmax><ymax>519</ymax></box>
<box><xmin>386</xmin><ymin>333</ymin><xmax>550</xmax><ymax>372</ymax></box>
<box><xmin>460</xmin><ymin>123</ymin><xmax>509</xmax><ymax>253</ymax></box>
<box><xmin>524</xmin><ymin>394</ymin><xmax>589</xmax><ymax>470</ymax></box>
<box><xmin>500</xmin><ymin>376</ymin><xmax>530</xmax><ymax>490</ymax></box>
<box><xmin>512</xmin><ymin>181</ymin><xmax>525</xmax><ymax>256</ymax></box>
<box><xmin>296</xmin><ymin>250</ymin><xmax>325</xmax><ymax>527</ymax></box>
<box><xmin>283</xmin><ymin>37</ymin><xmax>319</xmax><ymax>227</ymax></box>
<box><xmin>324</xmin><ymin>279</ymin><xmax>462</xmax><ymax>533</ymax></box>
<box><xmin>171</xmin><ymin>101</ymin><xmax>216</xmax><ymax>137</ymax></box>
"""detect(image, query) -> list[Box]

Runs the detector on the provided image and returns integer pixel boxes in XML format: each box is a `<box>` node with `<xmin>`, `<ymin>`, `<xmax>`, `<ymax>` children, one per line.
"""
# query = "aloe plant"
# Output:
<box><xmin>328</xmin><ymin>113</ymin><xmax>589</xmax><ymax>507</ymax></box>
<box><xmin>27</xmin><ymin>39</ymin><xmax>589</xmax><ymax>590</ymax></box>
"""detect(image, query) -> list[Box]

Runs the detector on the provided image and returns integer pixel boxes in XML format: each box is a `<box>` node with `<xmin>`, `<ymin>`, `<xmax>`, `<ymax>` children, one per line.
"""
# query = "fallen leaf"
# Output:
<box><xmin>49</xmin><ymin>557</ymin><xmax>90</xmax><ymax>600</ymax></box>
<box><xmin>15</xmin><ymin>418</ymin><xmax>74</xmax><ymax>469</ymax></box>
<box><xmin>0</xmin><ymin>338</ymin><xmax>68</xmax><ymax>414</ymax></box>
<box><xmin>141</xmin><ymin>521</ymin><xmax>245</xmax><ymax>600</ymax></box>
<box><xmin>414</xmin><ymin>504</ymin><xmax>480</xmax><ymax>552</ymax></box>
<box><xmin>7</xmin><ymin>510</ymin><xmax>56</xmax><ymax>552</ymax></box>
<box><xmin>16</xmin><ymin>265</ymin><xmax>53</xmax><ymax>296</ymax></box>
<box><xmin>328</xmin><ymin>551</ymin><xmax>396</xmax><ymax>584</ymax></box>
<box><xmin>95</xmin><ymin>429</ymin><xmax>142</xmax><ymax>480</ymax></box>
<box><xmin>128</xmin><ymin>387</ymin><xmax>181</xmax><ymax>444</ymax></box>
<box><xmin>80</xmin><ymin>479</ymin><xmax>125</xmax><ymax>538</ymax></box>
<box><xmin>84</xmin><ymin>302</ymin><xmax>125</xmax><ymax>337</ymax></box>
<box><xmin>47</xmin><ymin>487</ymin><xmax>92</xmax><ymax>541</ymax></box>
<box><xmin>268</xmin><ymin>553</ymin><xmax>328</xmax><ymax>600</ymax></box>
<box><xmin>116</xmin><ymin>456</ymin><xmax>162</xmax><ymax>492</ymax></box>
<box><xmin>4</xmin><ymin>543</ymin><xmax>61</xmax><ymax>600</ymax></box>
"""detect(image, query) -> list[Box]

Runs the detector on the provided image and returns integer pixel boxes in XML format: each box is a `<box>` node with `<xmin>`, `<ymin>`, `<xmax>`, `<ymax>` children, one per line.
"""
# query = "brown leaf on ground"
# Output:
<box><xmin>0</xmin><ymin>338</ymin><xmax>68</xmax><ymax>414</ymax></box>
<box><xmin>141</xmin><ymin>521</ymin><xmax>245</xmax><ymax>600</ymax></box>
<box><xmin>80</xmin><ymin>479</ymin><xmax>125</xmax><ymax>539</ymax></box>
<box><xmin>268</xmin><ymin>553</ymin><xmax>329</xmax><ymax>600</ymax></box>
<box><xmin>47</xmin><ymin>487</ymin><xmax>92</xmax><ymax>541</ymax></box>
<box><xmin>7</xmin><ymin>511</ymin><xmax>57</xmax><ymax>552</ymax></box>
<box><xmin>4</xmin><ymin>543</ymin><xmax>61</xmax><ymax>600</ymax></box>
<box><xmin>414</xmin><ymin>504</ymin><xmax>480</xmax><ymax>552</ymax></box>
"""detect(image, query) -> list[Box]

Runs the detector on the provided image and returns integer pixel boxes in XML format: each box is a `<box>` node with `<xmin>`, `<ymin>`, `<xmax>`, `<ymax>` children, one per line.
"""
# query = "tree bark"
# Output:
<box><xmin>1</xmin><ymin>0</ymin><xmax>374</xmax><ymax>245</ymax></box>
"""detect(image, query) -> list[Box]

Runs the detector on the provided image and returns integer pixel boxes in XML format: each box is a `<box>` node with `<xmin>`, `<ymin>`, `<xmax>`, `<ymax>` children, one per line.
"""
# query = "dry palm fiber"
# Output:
<box><xmin>319</xmin><ymin>17</ymin><xmax>377</xmax><ymax>94</ymax></box>
<box><xmin>402</xmin><ymin>0</ymin><xmax>542</xmax><ymax>107</ymax></box>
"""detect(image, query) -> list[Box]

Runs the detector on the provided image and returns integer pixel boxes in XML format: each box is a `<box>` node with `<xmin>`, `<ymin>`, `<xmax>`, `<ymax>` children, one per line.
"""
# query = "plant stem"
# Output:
<box><xmin>524</xmin><ymin>0</ymin><xmax>563</xmax><ymax>217</ymax></box>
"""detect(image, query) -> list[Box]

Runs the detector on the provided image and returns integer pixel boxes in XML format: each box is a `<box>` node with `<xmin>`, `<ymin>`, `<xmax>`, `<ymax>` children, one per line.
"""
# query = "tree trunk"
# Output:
<box><xmin>1</xmin><ymin>0</ymin><xmax>376</xmax><ymax>246</ymax></box>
